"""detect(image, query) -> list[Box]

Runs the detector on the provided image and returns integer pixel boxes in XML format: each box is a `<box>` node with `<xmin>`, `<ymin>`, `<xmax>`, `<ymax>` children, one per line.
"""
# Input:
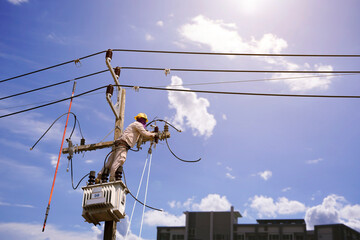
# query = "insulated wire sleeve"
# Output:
<box><xmin>139</xmin><ymin>153</ymin><xmax>153</xmax><ymax>239</ymax></box>
<box><xmin>0</xmin><ymin>50</ymin><xmax>106</xmax><ymax>84</ymax></box>
<box><xmin>125</xmin><ymin>154</ymin><xmax>150</xmax><ymax>239</ymax></box>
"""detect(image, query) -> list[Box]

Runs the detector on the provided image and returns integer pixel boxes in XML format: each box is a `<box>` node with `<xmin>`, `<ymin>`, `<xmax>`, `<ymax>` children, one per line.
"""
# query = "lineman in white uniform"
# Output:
<box><xmin>96</xmin><ymin>113</ymin><xmax>155</xmax><ymax>182</ymax></box>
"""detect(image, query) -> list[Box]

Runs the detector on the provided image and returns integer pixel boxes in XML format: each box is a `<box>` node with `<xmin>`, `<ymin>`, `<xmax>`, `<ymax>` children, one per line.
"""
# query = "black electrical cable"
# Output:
<box><xmin>0</xmin><ymin>69</ymin><xmax>109</xmax><ymax>101</ymax></box>
<box><xmin>146</xmin><ymin>119</ymin><xmax>201</xmax><ymax>163</ymax></box>
<box><xmin>165</xmin><ymin>137</ymin><xmax>201</xmax><ymax>163</ymax></box>
<box><xmin>0</xmin><ymin>50</ymin><xmax>106</xmax><ymax>84</ymax></box>
<box><xmin>113</xmin><ymin>49</ymin><xmax>360</xmax><ymax>58</ymax></box>
<box><xmin>146</xmin><ymin>119</ymin><xmax>182</xmax><ymax>132</ymax></box>
<box><xmin>70</xmin><ymin>157</ymin><xmax>90</xmax><ymax>190</ymax></box>
<box><xmin>122</xmin><ymin>168</ymin><xmax>162</xmax><ymax>212</ymax></box>
<box><xmin>30</xmin><ymin>112</ymin><xmax>77</xmax><ymax>150</ymax></box>
<box><xmin>4</xmin><ymin>83</ymin><xmax>360</xmax><ymax>120</ymax></box>
<box><xmin>120</xmin><ymin>66</ymin><xmax>360</xmax><ymax>74</ymax></box>
<box><xmin>0</xmin><ymin>85</ymin><xmax>106</xmax><ymax>119</ymax></box>
<box><xmin>117</xmin><ymin>84</ymin><xmax>360</xmax><ymax>99</ymax></box>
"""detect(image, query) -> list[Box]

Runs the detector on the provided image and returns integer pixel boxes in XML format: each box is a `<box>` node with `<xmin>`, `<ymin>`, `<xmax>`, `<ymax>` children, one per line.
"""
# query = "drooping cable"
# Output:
<box><xmin>0</xmin><ymin>50</ymin><xmax>106</xmax><ymax>84</ymax></box>
<box><xmin>30</xmin><ymin>112</ymin><xmax>77</xmax><ymax>150</ymax></box>
<box><xmin>70</xmin><ymin>158</ymin><xmax>90</xmax><ymax>190</ymax></box>
<box><xmin>122</xmin><ymin>167</ymin><xmax>162</xmax><ymax>212</ymax></box>
<box><xmin>139</xmin><ymin>152</ymin><xmax>153</xmax><ymax>239</ymax></box>
<box><xmin>112</xmin><ymin>49</ymin><xmax>360</xmax><ymax>58</ymax></box>
<box><xmin>125</xmin><ymin>153</ymin><xmax>149</xmax><ymax>239</ymax></box>
<box><xmin>165</xmin><ymin>137</ymin><xmax>201</xmax><ymax>163</ymax></box>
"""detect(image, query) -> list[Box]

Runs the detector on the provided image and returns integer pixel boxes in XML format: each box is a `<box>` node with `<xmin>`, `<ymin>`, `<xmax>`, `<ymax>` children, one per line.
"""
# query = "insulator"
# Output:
<box><xmin>114</xmin><ymin>67</ymin><xmax>121</xmax><ymax>76</ymax></box>
<box><xmin>154</xmin><ymin>126</ymin><xmax>159</xmax><ymax>143</ymax></box>
<box><xmin>106</xmin><ymin>49</ymin><xmax>113</xmax><ymax>60</ymax></box>
<box><xmin>106</xmin><ymin>84</ymin><xmax>114</xmax><ymax>96</ymax></box>
<box><xmin>80</xmin><ymin>138</ymin><xmax>85</xmax><ymax>146</ymax></box>
<box><xmin>88</xmin><ymin>171</ymin><xmax>96</xmax><ymax>185</ymax></box>
<box><xmin>115</xmin><ymin>166</ymin><xmax>123</xmax><ymax>181</ymax></box>
<box><xmin>101</xmin><ymin>168</ymin><xmax>109</xmax><ymax>183</ymax></box>
<box><xmin>164</xmin><ymin>124</ymin><xmax>169</xmax><ymax>132</ymax></box>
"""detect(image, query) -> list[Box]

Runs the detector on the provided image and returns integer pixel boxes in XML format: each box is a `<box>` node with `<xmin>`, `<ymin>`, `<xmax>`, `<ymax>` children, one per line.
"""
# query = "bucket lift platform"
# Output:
<box><xmin>82</xmin><ymin>180</ymin><xmax>129</xmax><ymax>225</ymax></box>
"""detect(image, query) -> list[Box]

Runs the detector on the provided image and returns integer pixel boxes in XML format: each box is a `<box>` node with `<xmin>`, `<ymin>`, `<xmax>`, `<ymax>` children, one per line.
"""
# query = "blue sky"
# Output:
<box><xmin>1</xmin><ymin>0</ymin><xmax>360</xmax><ymax>239</ymax></box>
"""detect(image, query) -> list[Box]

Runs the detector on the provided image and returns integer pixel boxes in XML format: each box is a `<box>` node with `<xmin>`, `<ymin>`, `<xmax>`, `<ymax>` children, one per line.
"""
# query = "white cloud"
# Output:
<box><xmin>192</xmin><ymin>194</ymin><xmax>232</xmax><ymax>211</ymax></box>
<box><xmin>249</xmin><ymin>195</ymin><xmax>306</xmax><ymax>218</ymax></box>
<box><xmin>145</xmin><ymin>34</ymin><xmax>154</xmax><ymax>41</ymax></box>
<box><xmin>306</xmin><ymin>158</ymin><xmax>323</xmax><ymax>164</ymax></box>
<box><xmin>226</xmin><ymin>166</ymin><xmax>232</xmax><ymax>171</ymax></box>
<box><xmin>156</xmin><ymin>20</ymin><xmax>164</xmax><ymax>27</ymax></box>
<box><xmin>0</xmin><ymin>201</ymin><xmax>34</xmax><ymax>208</ymax></box>
<box><xmin>167</xmin><ymin>76</ymin><xmax>216</xmax><ymax>138</ymax></box>
<box><xmin>179</xmin><ymin>15</ymin><xmax>334</xmax><ymax>92</ymax></box>
<box><xmin>7</xmin><ymin>0</ymin><xmax>28</xmax><ymax>5</ymax></box>
<box><xmin>258</xmin><ymin>170</ymin><xmax>272</xmax><ymax>181</ymax></box>
<box><xmin>0</xmin><ymin>222</ymin><xmax>102</xmax><ymax>240</ymax></box>
<box><xmin>147</xmin><ymin>194</ymin><xmax>232</xmax><ymax>227</ymax></box>
<box><xmin>282</xmin><ymin>187</ymin><xmax>292</xmax><ymax>192</ymax></box>
<box><xmin>305</xmin><ymin>194</ymin><xmax>360</xmax><ymax>231</ymax></box>
<box><xmin>222</xmin><ymin>114</ymin><xmax>227</xmax><ymax>120</ymax></box>
<box><xmin>144</xmin><ymin>210</ymin><xmax>185</xmax><ymax>227</ymax></box>
<box><xmin>226</xmin><ymin>172</ymin><xmax>235</xmax><ymax>180</ymax></box>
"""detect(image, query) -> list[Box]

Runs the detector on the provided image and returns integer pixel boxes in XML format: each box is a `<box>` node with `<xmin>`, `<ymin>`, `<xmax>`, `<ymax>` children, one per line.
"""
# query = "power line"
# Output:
<box><xmin>0</xmin><ymin>69</ymin><xmax>109</xmax><ymax>101</ymax></box>
<box><xmin>0</xmin><ymin>50</ymin><xmax>106</xmax><ymax>84</ymax></box>
<box><xmin>156</xmin><ymin>73</ymin><xmax>357</xmax><ymax>88</ymax></box>
<box><xmin>3</xmin><ymin>84</ymin><xmax>360</xmax><ymax>119</ymax></box>
<box><xmin>0</xmin><ymin>85</ymin><xmax>106</xmax><ymax>119</ymax></box>
<box><xmin>120</xmin><ymin>84</ymin><xmax>360</xmax><ymax>99</ymax></box>
<box><xmin>121</xmin><ymin>66</ymin><xmax>360</xmax><ymax>74</ymax></box>
<box><xmin>113</xmin><ymin>49</ymin><xmax>360</xmax><ymax>58</ymax></box>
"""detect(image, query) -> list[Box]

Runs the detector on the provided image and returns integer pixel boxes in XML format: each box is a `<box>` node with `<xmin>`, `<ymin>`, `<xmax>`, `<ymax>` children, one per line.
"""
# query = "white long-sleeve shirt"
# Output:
<box><xmin>120</xmin><ymin>121</ymin><xmax>155</xmax><ymax>148</ymax></box>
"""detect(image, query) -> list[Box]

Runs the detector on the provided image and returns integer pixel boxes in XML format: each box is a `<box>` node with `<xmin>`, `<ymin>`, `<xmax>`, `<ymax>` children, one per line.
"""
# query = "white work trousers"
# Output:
<box><xmin>98</xmin><ymin>146</ymin><xmax>128</xmax><ymax>181</ymax></box>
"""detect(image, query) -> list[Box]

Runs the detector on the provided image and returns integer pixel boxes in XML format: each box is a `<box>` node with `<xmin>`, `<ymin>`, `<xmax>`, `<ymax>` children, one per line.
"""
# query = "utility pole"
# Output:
<box><xmin>104</xmin><ymin>49</ymin><xmax>125</xmax><ymax>240</ymax></box>
<box><xmin>60</xmin><ymin>49</ymin><xmax>170</xmax><ymax>240</ymax></box>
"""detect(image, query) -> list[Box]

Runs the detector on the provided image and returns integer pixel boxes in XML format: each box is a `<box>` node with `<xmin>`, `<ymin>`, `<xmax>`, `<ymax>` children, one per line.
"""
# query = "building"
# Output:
<box><xmin>156</xmin><ymin>207</ymin><xmax>360</xmax><ymax>240</ymax></box>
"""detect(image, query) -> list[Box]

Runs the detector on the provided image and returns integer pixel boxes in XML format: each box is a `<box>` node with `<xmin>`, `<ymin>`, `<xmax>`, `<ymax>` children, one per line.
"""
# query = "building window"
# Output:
<box><xmin>283</xmin><ymin>234</ymin><xmax>293</xmax><ymax>240</ymax></box>
<box><xmin>172</xmin><ymin>234</ymin><xmax>184</xmax><ymax>240</ymax></box>
<box><xmin>214</xmin><ymin>234</ymin><xmax>225</xmax><ymax>240</ymax></box>
<box><xmin>295</xmin><ymin>236</ymin><xmax>304</xmax><ymax>240</ymax></box>
<box><xmin>269</xmin><ymin>235</ymin><xmax>279</xmax><ymax>240</ymax></box>
<box><xmin>234</xmin><ymin>234</ymin><xmax>244</xmax><ymax>240</ymax></box>
<box><xmin>159</xmin><ymin>233</ymin><xmax>170</xmax><ymax>240</ymax></box>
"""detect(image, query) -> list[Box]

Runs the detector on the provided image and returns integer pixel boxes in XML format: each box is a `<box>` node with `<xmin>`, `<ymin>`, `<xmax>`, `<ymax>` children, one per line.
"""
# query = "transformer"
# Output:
<box><xmin>81</xmin><ymin>180</ymin><xmax>129</xmax><ymax>225</ymax></box>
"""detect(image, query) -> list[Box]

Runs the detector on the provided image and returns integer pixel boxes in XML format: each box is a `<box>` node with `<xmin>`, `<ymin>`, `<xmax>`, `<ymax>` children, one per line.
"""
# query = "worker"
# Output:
<box><xmin>96</xmin><ymin>113</ymin><xmax>156</xmax><ymax>182</ymax></box>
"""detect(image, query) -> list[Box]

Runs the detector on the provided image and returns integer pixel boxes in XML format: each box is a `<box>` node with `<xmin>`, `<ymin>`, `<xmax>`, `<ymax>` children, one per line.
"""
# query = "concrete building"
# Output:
<box><xmin>156</xmin><ymin>207</ymin><xmax>360</xmax><ymax>240</ymax></box>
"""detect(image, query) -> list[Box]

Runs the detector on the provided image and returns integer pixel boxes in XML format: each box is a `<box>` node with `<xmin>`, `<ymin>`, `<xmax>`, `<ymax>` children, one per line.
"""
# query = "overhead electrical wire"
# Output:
<box><xmin>120</xmin><ymin>66</ymin><xmax>360</xmax><ymax>74</ymax></box>
<box><xmin>3</xmin><ymin>84</ymin><xmax>360</xmax><ymax>119</ymax></box>
<box><xmin>2</xmin><ymin>48</ymin><xmax>360</xmax><ymax>85</ymax></box>
<box><xmin>2</xmin><ymin>71</ymin><xmax>354</xmax><ymax>102</ymax></box>
<box><xmin>0</xmin><ymin>69</ymin><xmax>109</xmax><ymax>101</ymax></box>
<box><xmin>113</xmin><ymin>49</ymin><xmax>360</xmax><ymax>58</ymax></box>
<box><xmin>0</xmin><ymin>50</ymin><xmax>106</xmax><ymax>84</ymax></box>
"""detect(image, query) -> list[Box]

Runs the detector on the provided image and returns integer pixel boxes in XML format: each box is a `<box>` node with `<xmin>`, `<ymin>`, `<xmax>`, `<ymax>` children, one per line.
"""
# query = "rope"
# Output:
<box><xmin>139</xmin><ymin>152</ymin><xmax>153</xmax><ymax>239</ymax></box>
<box><xmin>125</xmin><ymin>154</ymin><xmax>149</xmax><ymax>239</ymax></box>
